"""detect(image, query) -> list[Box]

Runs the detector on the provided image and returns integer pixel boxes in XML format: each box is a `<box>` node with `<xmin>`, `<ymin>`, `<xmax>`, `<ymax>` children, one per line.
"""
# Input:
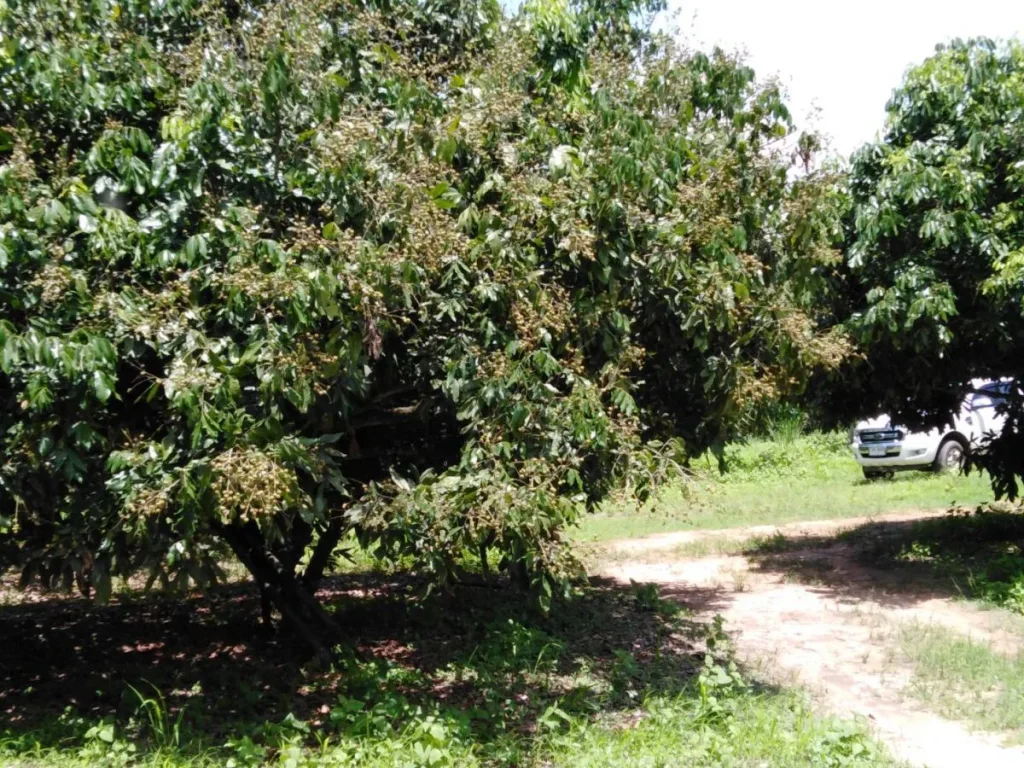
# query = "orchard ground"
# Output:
<box><xmin>591</xmin><ymin>434</ymin><xmax>1024</xmax><ymax>767</ymax></box>
<box><xmin>4</xmin><ymin>433</ymin><xmax>1024</xmax><ymax>767</ymax></box>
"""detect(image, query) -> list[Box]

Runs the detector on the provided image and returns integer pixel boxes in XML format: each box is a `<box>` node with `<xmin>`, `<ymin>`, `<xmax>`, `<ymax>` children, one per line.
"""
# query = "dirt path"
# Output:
<box><xmin>605</xmin><ymin>509</ymin><xmax>948</xmax><ymax>556</ymax></box>
<box><xmin>600</xmin><ymin>511</ymin><xmax>1024</xmax><ymax>768</ymax></box>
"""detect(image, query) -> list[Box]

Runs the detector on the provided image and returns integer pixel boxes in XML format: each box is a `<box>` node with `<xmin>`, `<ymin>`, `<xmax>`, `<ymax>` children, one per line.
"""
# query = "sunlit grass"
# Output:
<box><xmin>541</xmin><ymin>689</ymin><xmax>899</xmax><ymax>768</ymax></box>
<box><xmin>574</xmin><ymin>433</ymin><xmax>994</xmax><ymax>544</ymax></box>
<box><xmin>895</xmin><ymin>622</ymin><xmax>1024</xmax><ymax>742</ymax></box>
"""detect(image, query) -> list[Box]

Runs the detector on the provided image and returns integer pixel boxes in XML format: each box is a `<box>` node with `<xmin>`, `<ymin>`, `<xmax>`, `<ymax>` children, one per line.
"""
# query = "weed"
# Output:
<box><xmin>726</xmin><ymin>567</ymin><xmax>750</xmax><ymax>592</ymax></box>
<box><xmin>896</xmin><ymin>540</ymin><xmax>935</xmax><ymax>563</ymax></box>
<box><xmin>629</xmin><ymin>580</ymin><xmax>682</xmax><ymax>617</ymax></box>
<box><xmin>224</xmin><ymin>735</ymin><xmax>265</xmax><ymax>768</ymax></box>
<box><xmin>852</xmin><ymin>507</ymin><xmax>1024</xmax><ymax>613</ymax></box>
<box><xmin>539</xmin><ymin>645</ymin><xmax>891</xmax><ymax>768</ymax></box>
<box><xmin>896</xmin><ymin>622</ymin><xmax>1024</xmax><ymax>740</ymax></box>
<box><xmin>768</xmin><ymin>409</ymin><xmax>808</xmax><ymax>445</ymax></box>
<box><xmin>808</xmin><ymin>720</ymin><xmax>881</xmax><ymax>767</ymax></box>
<box><xmin>126</xmin><ymin>682</ymin><xmax>184</xmax><ymax>750</ymax></box>
<box><xmin>79</xmin><ymin>718</ymin><xmax>137</xmax><ymax>767</ymax></box>
<box><xmin>609</xmin><ymin>650</ymin><xmax>640</xmax><ymax>702</ymax></box>
<box><xmin>968</xmin><ymin>554</ymin><xmax>1024</xmax><ymax>614</ymax></box>
<box><xmin>694</xmin><ymin>619</ymin><xmax>747</xmax><ymax>728</ymax></box>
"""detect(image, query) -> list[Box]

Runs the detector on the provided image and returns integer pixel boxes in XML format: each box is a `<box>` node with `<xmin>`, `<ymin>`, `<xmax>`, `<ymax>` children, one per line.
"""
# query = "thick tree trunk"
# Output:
<box><xmin>216</xmin><ymin>522</ymin><xmax>344</xmax><ymax>657</ymax></box>
<box><xmin>74</xmin><ymin>571</ymin><xmax>92</xmax><ymax>600</ymax></box>
<box><xmin>280</xmin><ymin>516</ymin><xmax>313</xmax><ymax>574</ymax></box>
<box><xmin>499</xmin><ymin>540</ymin><xmax>530</xmax><ymax>590</ymax></box>
<box><xmin>511</xmin><ymin>559</ymin><xmax>530</xmax><ymax>590</ymax></box>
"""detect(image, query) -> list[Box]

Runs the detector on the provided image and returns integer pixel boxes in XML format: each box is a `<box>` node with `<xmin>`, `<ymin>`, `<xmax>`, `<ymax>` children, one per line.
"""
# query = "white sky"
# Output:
<box><xmin>666</xmin><ymin>0</ymin><xmax>1024</xmax><ymax>157</ymax></box>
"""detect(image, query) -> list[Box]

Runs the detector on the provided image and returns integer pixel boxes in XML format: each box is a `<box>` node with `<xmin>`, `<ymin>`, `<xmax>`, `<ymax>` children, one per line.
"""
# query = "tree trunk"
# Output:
<box><xmin>280</xmin><ymin>516</ymin><xmax>313</xmax><ymax>575</ymax></box>
<box><xmin>259</xmin><ymin>585</ymin><xmax>273</xmax><ymax>629</ymax></box>
<box><xmin>478</xmin><ymin>542</ymin><xmax>490</xmax><ymax>580</ymax></box>
<box><xmin>301</xmin><ymin>518</ymin><xmax>346</xmax><ymax>590</ymax></box>
<box><xmin>511</xmin><ymin>559</ymin><xmax>530</xmax><ymax>590</ymax></box>
<box><xmin>499</xmin><ymin>540</ymin><xmax>530</xmax><ymax>590</ymax></box>
<box><xmin>216</xmin><ymin>522</ymin><xmax>344</xmax><ymax>657</ymax></box>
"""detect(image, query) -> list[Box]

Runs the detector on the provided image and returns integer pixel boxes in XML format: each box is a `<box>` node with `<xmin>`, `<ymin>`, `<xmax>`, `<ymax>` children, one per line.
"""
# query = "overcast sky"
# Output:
<box><xmin>664</xmin><ymin>0</ymin><xmax>1024</xmax><ymax>157</ymax></box>
<box><xmin>503</xmin><ymin>1</ymin><xmax>1024</xmax><ymax>157</ymax></box>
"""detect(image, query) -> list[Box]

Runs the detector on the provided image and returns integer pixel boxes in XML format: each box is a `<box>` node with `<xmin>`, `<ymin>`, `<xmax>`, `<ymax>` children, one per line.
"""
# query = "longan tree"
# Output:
<box><xmin>0</xmin><ymin>0</ymin><xmax>847</xmax><ymax>649</ymax></box>
<box><xmin>843</xmin><ymin>38</ymin><xmax>1024</xmax><ymax>498</ymax></box>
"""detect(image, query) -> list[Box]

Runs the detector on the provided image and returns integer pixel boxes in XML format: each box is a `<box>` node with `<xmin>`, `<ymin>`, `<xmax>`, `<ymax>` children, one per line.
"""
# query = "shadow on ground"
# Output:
<box><xmin>740</xmin><ymin>506</ymin><xmax>1024</xmax><ymax>609</ymax></box>
<box><xmin>0</xmin><ymin>570</ymin><xmax>710</xmax><ymax>759</ymax></box>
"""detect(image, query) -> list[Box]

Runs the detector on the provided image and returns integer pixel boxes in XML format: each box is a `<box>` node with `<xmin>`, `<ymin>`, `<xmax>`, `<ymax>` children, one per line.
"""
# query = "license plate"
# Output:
<box><xmin>868</xmin><ymin>446</ymin><xmax>887</xmax><ymax>457</ymax></box>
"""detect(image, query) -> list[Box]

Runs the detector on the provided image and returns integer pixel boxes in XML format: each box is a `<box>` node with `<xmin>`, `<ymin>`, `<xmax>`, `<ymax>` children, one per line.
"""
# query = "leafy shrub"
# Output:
<box><xmin>859</xmin><ymin>506</ymin><xmax>1024</xmax><ymax>614</ymax></box>
<box><xmin>719</xmin><ymin>431</ymin><xmax>849</xmax><ymax>481</ymax></box>
<box><xmin>970</xmin><ymin>553</ymin><xmax>1024</xmax><ymax>614</ymax></box>
<box><xmin>809</xmin><ymin>721</ymin><xmax>880</xmax><ymax>768</ymax></box>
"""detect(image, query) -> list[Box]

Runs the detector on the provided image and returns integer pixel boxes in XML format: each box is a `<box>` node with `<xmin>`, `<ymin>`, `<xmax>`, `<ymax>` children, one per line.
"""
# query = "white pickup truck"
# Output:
<box><xmin>850</xmin><ymin>379</ymin><xmax>1009</xmax><ymax>480</ymax></box>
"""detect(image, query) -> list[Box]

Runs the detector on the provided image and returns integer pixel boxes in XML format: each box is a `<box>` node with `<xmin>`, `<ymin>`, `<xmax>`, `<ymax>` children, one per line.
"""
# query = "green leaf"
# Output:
<box><xmin>93</xmin><ymin>371</ymin><xmax>113</xmax><ymax>402</ymax></box>
<box><xmin>548</xmin><ymin>145</ymin><xmax>579</xmax><ymax>177</ymax></box>
<box><xmin>91</xmin><ymin>565</ymin><xmax>112</xmax><ymax>604</ymax></box>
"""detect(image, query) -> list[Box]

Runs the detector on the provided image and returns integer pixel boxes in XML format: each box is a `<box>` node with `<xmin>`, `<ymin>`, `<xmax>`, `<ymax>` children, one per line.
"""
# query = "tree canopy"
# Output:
<box><xmin>844</xmin><ymin>38</ymin><xmax>1024</xmax><ymax>498</ymax></box>
<box><xmin>0</xmin><ymin>0</ymin><xmax>847</xmax><ymax>646</ymax></box>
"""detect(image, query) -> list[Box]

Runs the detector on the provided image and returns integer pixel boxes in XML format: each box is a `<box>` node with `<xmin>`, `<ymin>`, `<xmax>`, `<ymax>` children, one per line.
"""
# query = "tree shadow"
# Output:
<box><xmin>739</xmin><ymin>506</ymin><xmax>1024</xmax><ymax>609</ymax></box>
<box><xmin>644</xmin><ymin>582</ymin><xmax>734</xmax><ymax>615</ymax></box>
<box><xmin>0</xmin><ymin>570</ymin><xmax>715</xmax><ymax>760</ymax></box>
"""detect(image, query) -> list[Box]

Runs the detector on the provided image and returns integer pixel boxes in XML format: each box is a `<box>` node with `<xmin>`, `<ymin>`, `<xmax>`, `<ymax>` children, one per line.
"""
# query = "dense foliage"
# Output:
<box><xmin>844</xmin><ymin>38</ymin><xmax>1024</xmax><ymax>498</ymax></box>
<box><xmin>0</xmin><ymin>0</ymin><xmax>846</xmax><ymax>643</ymax></box>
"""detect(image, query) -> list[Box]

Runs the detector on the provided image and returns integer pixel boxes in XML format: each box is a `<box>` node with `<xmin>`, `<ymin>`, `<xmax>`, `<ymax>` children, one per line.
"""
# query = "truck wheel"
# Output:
<box><xmin>933</xmin><ymin>439</ymin><xmax>965</xmax><ymax>473</ymax></box>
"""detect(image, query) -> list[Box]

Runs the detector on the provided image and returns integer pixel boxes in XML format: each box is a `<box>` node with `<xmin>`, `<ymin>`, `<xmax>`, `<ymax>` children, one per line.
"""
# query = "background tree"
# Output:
<box><xmin>842</xmin><ymin>38</ymin><xmax>1024</xmax><ymax>498</ymax></box>
<box><xmin>0</xmin><ymin>0</ymin><xmax>847</xmax><ymax>649</ymax></box>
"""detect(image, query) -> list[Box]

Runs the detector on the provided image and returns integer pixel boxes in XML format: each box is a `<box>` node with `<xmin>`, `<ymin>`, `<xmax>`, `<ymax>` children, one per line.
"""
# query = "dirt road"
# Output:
<box><xmin>600</xmin><ymin>511</ymin><xmax>1024</xmax><ymax>768</ymax></box>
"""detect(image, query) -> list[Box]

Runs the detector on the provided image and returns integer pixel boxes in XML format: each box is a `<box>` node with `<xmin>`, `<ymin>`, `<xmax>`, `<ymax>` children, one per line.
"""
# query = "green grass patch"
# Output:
<box><xmin>845</xmin><ymin>506</ymin><xmax>1024</xmax><ymax>614</ymax></box>
<box><xmin>0</xmin><ymin>681</ymin><xmax>899</xmax><ymax>768</ymax></box>
<box><xmin>543</xmin><ymin>688</ymin><xmax>896</xmax><ymax>768</ymax></box>
<box><xmin>896</xmin><ymin>622</ymin><xmax>1024</xmax><ymax>741</ymax></box>
<box><xmin>0</xmin><ymin>576</ymin><xmax>899</xmax><ymax>768</ymax></box>
<box><xmin>575</xmin><ymin>433</ymin><xmax>993</xmax><ymax>543</ymax></box>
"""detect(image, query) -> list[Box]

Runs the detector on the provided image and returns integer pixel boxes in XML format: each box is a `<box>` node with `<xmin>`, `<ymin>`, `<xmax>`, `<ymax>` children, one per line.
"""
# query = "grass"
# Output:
<box><xmin>541</xmin><ymin>687</ymin><xmax>895</xmax><ymax>767</ymax></box>
<box><xmin>6</xmin><ymin>430</ymin><xmax>1007</xmax><ymax>767</ymax></box>
<box><xmin>838</xmin><ymin>505</ymin><xmax>1024</xmax><ymax>614</ymax></box>
<box><xmin>0</xmin><ymin>682</ymin><xmax>899</xmax><ymax>768</ymax></box>
<box><xmin>895</xmin><ymin>622</ymin><xmax>1024</xmax><ymax>742</ymax></box>
<box><xmin>0</xmin><ymin>690</ymin><xmax>898</xmax><ymax>768</ymax></box>
<box><xmin>575</xmin><ymin>432</ymin><xmax>994</xmax><ymax>543</ymax></box>
<box><xmin>0</xmin><ymin>574</ymin><xmax>900</xmax><ymax>768</ymax></box>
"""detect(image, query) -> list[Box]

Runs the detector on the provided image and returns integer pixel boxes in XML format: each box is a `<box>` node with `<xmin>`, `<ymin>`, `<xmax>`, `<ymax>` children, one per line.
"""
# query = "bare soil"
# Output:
<box><xmin>601</xmin><ymin>511</ymin><xmax>1024</xmax><ymax>768</ymax></box>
